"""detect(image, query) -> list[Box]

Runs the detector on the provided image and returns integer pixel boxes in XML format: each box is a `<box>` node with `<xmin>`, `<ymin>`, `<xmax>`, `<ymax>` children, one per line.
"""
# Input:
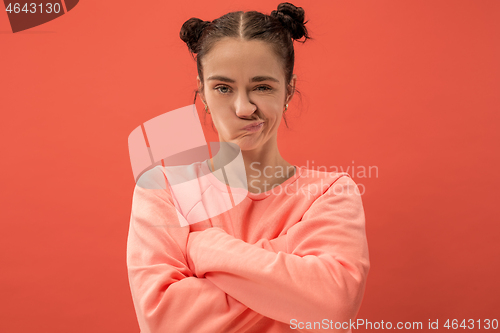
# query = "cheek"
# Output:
<box><xmin>212</xmin><ymin>116</ymin><xmax>229</xmax><ymax>132</ymax></box>
<box><xmin>269</xmin><ymin>113</ymin><xmax>281</xmax><ymax>125</ymax></box>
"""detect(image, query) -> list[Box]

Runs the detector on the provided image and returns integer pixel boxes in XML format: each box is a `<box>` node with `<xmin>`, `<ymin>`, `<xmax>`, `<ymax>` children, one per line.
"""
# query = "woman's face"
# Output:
<box><xmin>198</xmin><ymin>38</ymin><xmax>296</xmax><ymax>152</ymax></box>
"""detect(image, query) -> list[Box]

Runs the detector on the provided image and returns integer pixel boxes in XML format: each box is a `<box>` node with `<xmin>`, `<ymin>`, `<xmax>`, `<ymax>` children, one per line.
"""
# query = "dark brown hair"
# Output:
<box><xmin>179</xmin><ymin>2</ymin><xmax>312</xmax><ymax>129</ymax></box>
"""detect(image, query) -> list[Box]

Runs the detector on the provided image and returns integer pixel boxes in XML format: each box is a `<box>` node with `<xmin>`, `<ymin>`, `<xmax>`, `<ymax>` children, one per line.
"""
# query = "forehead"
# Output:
<box><xmin>202</xmin><ymin>38</ymin><xmax>283</xmax><ymax>80</ymax></box>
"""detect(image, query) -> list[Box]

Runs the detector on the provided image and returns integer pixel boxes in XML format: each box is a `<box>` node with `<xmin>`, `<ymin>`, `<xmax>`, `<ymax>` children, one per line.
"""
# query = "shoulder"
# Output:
<box><xmin>135</xmin><ymin>165</ymin><xmax>169</xmax><ymax>190</ymax></box>
<box><xmin>135</xmin><ymin>162</ymin><xmax>204</xmax><ymax>190</ymax></box>
<box><xmin>297</xmin><ymin>167</ymin><xmax>357</xmax><ymax>193</ymax></box>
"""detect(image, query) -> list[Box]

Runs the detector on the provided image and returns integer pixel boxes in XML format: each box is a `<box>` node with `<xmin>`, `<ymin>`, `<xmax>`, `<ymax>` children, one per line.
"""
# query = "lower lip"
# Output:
<box><xmin>244</xmin><ymin>123</ymin><xmax>264</xmax><ymax>132</ymax></box>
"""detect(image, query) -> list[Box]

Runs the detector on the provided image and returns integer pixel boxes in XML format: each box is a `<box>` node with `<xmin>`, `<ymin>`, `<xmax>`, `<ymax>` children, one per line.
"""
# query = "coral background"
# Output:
<box><xmin>1</xmin><ymin>0</ymin><xmax>499</xmax><ymax>332</ymax></box>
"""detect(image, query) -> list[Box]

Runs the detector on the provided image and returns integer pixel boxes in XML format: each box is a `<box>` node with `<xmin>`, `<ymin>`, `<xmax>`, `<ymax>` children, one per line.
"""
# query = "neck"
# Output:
<box><xmin>207</xmin><ymin>135</ymin><xmax>295</xmax><ymax>194</ymax></box>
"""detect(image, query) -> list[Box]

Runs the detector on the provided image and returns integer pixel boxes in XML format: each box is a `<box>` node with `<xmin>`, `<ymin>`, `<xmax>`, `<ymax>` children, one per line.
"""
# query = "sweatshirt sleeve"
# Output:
<box><xmin>186</xmin><ymin>175</ymin><xmax>370</xmax><ymax>331</ymax></box>
<box><xmin>126</xmin><ymin>169</ymin><xmax>265</xmax><ymax>333</ymax></box>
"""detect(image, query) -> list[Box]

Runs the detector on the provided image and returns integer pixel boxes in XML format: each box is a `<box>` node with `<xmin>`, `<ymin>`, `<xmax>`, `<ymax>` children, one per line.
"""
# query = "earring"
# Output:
<box><xmin>204</xmin><ymin>102</ymin><xmax>211</xmax><ymax>114</ymax></box>
<box><xmin>283</xmin><ymin>104</ymin><xmax>288</xmax><ymax>114</ymax></box>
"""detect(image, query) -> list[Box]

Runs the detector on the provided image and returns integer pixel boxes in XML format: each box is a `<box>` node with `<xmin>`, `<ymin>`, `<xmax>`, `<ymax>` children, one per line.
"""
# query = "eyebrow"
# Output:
<box><xmin>207</xmin><ymin>75</ymin><xmax>280</xmax><ymax>84</ymax></box>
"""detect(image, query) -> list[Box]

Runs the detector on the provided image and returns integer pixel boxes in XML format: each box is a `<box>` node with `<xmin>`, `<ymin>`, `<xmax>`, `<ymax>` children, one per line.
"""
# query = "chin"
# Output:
<box><xmin>230</xmin><ymin>139</ymin><xmax>260</xmax><ymax>152</ymax></box>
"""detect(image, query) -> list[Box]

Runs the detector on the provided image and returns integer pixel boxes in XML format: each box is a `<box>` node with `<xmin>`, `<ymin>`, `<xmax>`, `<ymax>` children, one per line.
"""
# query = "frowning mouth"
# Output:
<box><xmin>242</xmin><ymin>122</ymin><xmax>264</xmax><ymax>132</ymax></box>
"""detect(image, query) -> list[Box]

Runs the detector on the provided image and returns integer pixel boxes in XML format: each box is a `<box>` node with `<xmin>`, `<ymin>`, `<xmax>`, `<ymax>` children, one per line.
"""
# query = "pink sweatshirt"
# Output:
<box><xmin>126</xmin><ymin>161</ymin><xmax>370</xmax><ymax>333</ymax></box>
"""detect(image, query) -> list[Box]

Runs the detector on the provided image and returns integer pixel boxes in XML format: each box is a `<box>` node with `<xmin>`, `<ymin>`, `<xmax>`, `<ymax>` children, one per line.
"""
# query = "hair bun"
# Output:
<box><xmin>271</xmin><ymin>2</ymin><xmax>309</xmax><ymax>41</ymax></box>
<box><xmin>179</xmin><ymin>17</ymin><xmax>211</xmax><ymax>54</ymax></box>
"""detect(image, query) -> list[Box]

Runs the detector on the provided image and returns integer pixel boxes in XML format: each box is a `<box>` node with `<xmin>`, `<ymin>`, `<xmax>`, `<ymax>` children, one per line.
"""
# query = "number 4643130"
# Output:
<box><xmin>5</xmin><ymin>3</ymin><xmax>62</xmax><ymax>14</ymax></box>
<box><xmin>444</xmin><ymin>319</ymin><xmax>498</xmax><ymax>330</ymax></box>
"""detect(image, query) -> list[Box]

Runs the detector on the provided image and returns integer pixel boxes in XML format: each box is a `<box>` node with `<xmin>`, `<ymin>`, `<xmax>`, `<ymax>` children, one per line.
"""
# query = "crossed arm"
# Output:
<box><xmin>126</xmin><ymin>172</ymin><xmax>369</xmax><ymax>333</ymax></box>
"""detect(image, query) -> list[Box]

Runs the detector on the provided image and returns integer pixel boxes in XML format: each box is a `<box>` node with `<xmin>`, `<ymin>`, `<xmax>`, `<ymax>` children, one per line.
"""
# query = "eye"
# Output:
<box><xmin>257</xmin><ymin>86</ymin><xmax>272</xmax><ymax>92</ymax></box>
<box><xmin>214</xmin><ymin>85</ymin><xmax>273</xmax><ymax>95</ymax></box>
<box><xmin>214</xmin><ymin>85</ymin><xmax>231</xmax><ymax>94</ymax></box>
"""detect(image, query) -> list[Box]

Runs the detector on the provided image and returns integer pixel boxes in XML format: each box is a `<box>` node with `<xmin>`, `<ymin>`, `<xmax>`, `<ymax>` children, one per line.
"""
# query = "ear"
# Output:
<box><xmin>286</xmin><ymin>74</ymin><xmax>297</xmax><ymax>104</ymax></box>
<box><xmin>197</xmin><ymin>76</ymin><xmax>206</xmax><ymax>102</ymax></box>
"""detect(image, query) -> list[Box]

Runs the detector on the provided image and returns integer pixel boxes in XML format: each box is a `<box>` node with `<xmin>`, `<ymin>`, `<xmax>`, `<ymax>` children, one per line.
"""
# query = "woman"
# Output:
<box><xmin>126</xmin><ymin>3</ymin><xmax>370</xmax><ymax>332</ymax></box>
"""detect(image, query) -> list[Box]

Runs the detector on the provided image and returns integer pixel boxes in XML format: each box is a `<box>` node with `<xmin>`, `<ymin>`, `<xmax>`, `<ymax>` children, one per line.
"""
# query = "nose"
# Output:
<box><xmin>234</xmin><ymin>94</ymin><xmax>257</xmax><ymax>118</ymax></box>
